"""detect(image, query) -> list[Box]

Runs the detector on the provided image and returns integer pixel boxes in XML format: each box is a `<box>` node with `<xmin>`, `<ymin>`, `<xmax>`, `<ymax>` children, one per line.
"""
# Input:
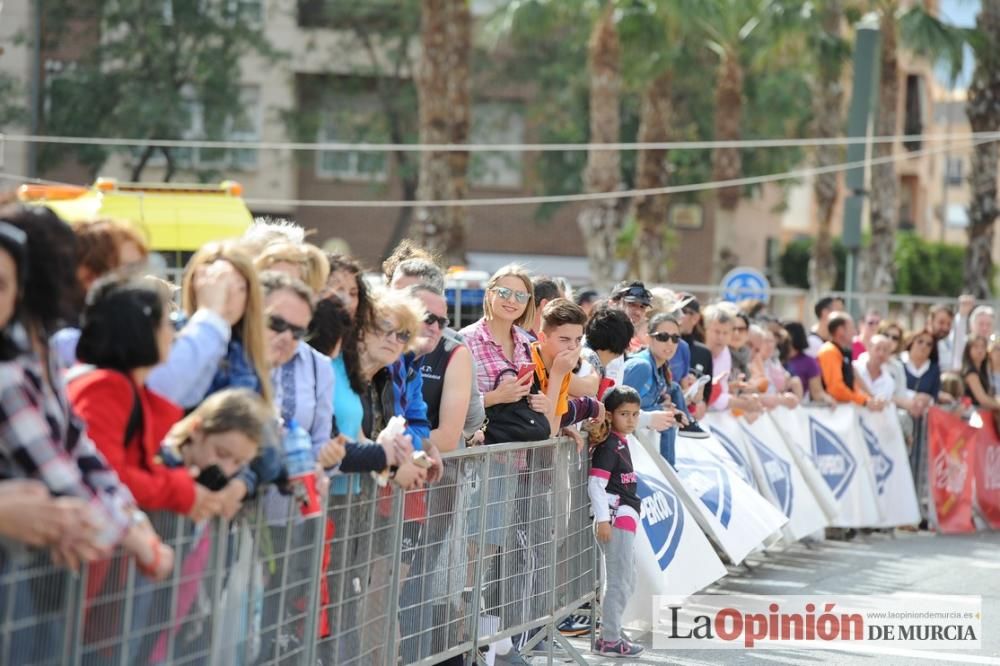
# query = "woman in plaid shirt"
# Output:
<box><xmin>0</xmin><ymin>206</ymin><xmax>172</xmax><ymax>579</ymax></box>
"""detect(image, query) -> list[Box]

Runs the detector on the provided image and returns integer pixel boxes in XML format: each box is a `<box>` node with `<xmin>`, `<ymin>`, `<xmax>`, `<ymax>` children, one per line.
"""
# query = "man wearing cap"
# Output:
<box><xmin>610</xmin><ymin>281</ymin><xmax>653</xmax><ymax>353</ymax></box>
<box><xmin>677</xmin><ymin>293</ymin><xmax>714</xmax><ymax>412</ymax></box>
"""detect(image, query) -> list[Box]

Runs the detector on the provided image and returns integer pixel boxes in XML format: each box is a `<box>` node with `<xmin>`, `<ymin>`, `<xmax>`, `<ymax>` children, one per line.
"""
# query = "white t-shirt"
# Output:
<box><xmin>853</xmin><ymin>359</ymin><xmax>897</xmax><ymax>401</ymax></box>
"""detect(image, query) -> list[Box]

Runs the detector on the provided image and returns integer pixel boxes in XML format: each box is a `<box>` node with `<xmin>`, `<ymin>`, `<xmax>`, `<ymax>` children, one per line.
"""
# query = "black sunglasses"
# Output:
<box><xmin>424</xmin><ymin>313</ymin><xmax>449</xmax><ymax>329</ymax></box>
<box><xmin>268</xmin><ymin>314</ymin><xmax>308</xmax><ymax>340</ymax></box>
<box><xmin>651</xmin><ymin>332</ymin><xmax>681</xmax><ymax>344</ymax></box>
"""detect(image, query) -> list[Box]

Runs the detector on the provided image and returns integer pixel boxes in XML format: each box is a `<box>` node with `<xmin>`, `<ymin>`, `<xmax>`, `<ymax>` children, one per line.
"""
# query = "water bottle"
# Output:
<box><xmin>283</xmin><ymin>420</ymin><xmax>321</xmax><ymax>517</ymax></box>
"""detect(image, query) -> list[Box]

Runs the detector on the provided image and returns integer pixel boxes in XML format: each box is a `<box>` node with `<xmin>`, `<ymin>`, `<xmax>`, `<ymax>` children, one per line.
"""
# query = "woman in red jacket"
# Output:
<box><xmin>68</xmin><ymin>275</ymin><xmax>223</xmax><ymax>521</ymax></box>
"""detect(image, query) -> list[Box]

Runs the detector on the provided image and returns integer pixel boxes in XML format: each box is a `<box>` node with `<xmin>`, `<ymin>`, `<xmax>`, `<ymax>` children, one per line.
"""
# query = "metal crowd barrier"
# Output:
<box><xmin>0</xmin><ymin>436</ymin><xmax>598</xmax><ymax>665</ymax></box>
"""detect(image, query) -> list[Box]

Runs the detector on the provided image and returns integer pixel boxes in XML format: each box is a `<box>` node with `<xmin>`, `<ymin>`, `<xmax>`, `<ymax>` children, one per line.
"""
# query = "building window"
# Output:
<box><xmin>946</xmin><ymin>203</ymin><xmax>968</xmax><ymax>228</ymax></box>
<box><xmin>315</xmin><ymin>97</ymin><xmax>389</xmax><ymax>181</ymax></box>
<box><xmin>469</xmin><ymin>102</ymin><xmax>524</xmax><ymax>188</ymax></box>
<box><xmin>946</xmin><ymin>157</ymin><xmax>963</xmax><ymax>187</ymax></box>
<box><xmin>903</xmin><ymin>74</ymin><xmax>925</xmax><ymax>152</ymax></box>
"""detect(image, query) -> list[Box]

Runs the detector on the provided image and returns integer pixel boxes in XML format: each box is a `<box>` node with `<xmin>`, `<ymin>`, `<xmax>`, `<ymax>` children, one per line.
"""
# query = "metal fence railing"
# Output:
<box><xmin>0</xmin><ymin>436</ymin><xmax>597</xmax><ymax>666</ymax></box>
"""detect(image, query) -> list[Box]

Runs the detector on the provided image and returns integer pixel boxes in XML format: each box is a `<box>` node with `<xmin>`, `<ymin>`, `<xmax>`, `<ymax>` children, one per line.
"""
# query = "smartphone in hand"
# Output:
<box><xmin>517</xmin><ymin>363</ymin><xmax>536</xmax><ymax>382</ymax></box>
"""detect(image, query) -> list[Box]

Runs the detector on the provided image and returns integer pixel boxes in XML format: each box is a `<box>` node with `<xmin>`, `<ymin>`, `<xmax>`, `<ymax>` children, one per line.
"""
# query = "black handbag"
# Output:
<box><xmin>484</xmin><ymin>362</ymin><xmax>551</xmax><ymax>445</ymax></box>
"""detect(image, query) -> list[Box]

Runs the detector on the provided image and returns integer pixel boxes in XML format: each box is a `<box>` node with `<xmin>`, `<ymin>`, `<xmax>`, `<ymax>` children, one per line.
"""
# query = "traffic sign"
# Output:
<box><xmin>721</xmin><ymin>267</ymin><xmax>770</xmax><ymax>303</ymax></box>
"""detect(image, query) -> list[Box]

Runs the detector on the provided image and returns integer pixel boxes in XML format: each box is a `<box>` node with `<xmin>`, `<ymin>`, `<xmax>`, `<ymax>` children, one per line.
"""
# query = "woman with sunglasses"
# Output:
<box><xmin>623</xmin><ymin>313</ymin><xmax>707</xmax><ymax>467</ymax></box>
<box><xmin>260</xmin><ymin>271</ymin><xmax>344</xmax><ymax>469</ymax></box>
<box><xmin>901</xmin><ymin>329</ymin><xmax>943</xmax><ymax>407</ymax></box>
<box><xmin>459</xmin><ymin>264</ymin><xmax>538</xmax><ymax>411</ymax></box>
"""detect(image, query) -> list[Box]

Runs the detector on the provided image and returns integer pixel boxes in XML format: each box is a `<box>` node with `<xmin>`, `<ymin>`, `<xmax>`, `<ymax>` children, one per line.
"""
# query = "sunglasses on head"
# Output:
<box><xmin>268</xmin><ymin>314</ymin><xmax>308</xmax><ymax>341</ymax></box>
<box><xmin>491</xmin><ymin>285</ymin><xmax>531</xmax><ymax>304</ymax></box>
<box><xmin>424</xmin><ymin>313</ymin><xmax>449</xmax><ymax>329</ymax></box>
<box><xmin>651</xmin><ymin>332</ymin><xmax>681</xmax><ymax>344</ymax></box>
<box><xmin>377</xmin><ymin>321</ymin><xmax>412</xmax><ymax>345</ymax></box>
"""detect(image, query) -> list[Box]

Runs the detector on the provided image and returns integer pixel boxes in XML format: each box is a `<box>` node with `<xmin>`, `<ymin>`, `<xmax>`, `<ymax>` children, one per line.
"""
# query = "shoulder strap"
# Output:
<box><xmin>67</xmin><ymin>365</ymin><xmax>143</xmax><ymax>447</ymax></box>
<box><xmin>120</xmin><ymin>371</ymin><xmax>143</xmax><ymax>448</ymax></box>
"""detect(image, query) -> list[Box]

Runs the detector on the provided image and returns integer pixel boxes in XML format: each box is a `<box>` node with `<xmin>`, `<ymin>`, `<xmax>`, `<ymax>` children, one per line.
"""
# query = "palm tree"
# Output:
<box><xmin>963</xmin><ymin>0</ymin><xmax>1000</xmax><ymax>298</ymax></box>
<box><xmin>629</xmin><ymin>68</ymin><xmax>674</xmax><ymax>283</ymax></box>
<box><xmin>862</xmin><ymin>0</ymin><xmax>969</xmax><ymax>293</ymax></box>
<box><xmin>578</xmin><ymin>2</ymin><xmax>625</xmax><ymax>291</ymax></box>
<box><xmin>414</xmin><ymin>0</ymin><xmax>471</xmax><ymax>266</ymax></box>
<box><xmin>808</xmin><ymin>0</ymin><xmax>850</xmax><ymax>293</ymax></box>
<box><xmin>681</xmin><ymin>0</ymin><xmax>783</xmax><ymax>279</ymax></box>
<box><xmin>863</xmin><ymin>0</ymin><xmax>901</xmax><ymax>294</ymax></box>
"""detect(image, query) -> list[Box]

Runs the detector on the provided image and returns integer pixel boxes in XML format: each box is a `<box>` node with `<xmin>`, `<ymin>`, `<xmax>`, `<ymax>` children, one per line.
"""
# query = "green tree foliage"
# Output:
<box><xmin>38</xmin><ymin>0</ymin><xmax>276</xmax><ymax>180</ymax></box>
<box><xmin>779</xmin><ymin>233</ymin><xmax>980</xmax><ymax>296</ymax></box>
<box><xmin>0</xmin><ymin>74</ymin><xmax>26</xmax><ymax>127</ymax></box>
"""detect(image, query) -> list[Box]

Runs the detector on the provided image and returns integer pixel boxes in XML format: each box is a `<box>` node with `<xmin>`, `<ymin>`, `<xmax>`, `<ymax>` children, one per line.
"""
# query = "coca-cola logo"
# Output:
<box><xmin>933</xmin><ymin>446</ymin><xmax>968</xmax><ymax>495</ymax></box>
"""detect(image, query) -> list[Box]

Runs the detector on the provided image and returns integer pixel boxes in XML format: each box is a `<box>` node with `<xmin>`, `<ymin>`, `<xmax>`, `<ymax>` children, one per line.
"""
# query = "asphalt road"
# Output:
<box><xmin>557</xmin><ymin>529</ymin><xmax>1000</xmax><ymax>665</ymax></box>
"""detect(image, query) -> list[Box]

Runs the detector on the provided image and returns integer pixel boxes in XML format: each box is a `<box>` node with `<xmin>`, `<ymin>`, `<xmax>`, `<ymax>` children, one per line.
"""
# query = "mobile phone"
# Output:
<box><xmin>412</xmin><ymin>450</ymin><xmax>434</xmax><ymax>469</ymax></box>
<box><xmin>517</xmin><ymin>363</ymin><xmax>536</xmax><ymax>382</ymax></box>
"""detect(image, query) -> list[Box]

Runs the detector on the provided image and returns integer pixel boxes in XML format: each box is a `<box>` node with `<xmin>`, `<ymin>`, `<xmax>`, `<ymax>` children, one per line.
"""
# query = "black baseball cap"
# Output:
<box><xmin>611</xmin><ymin>281</ymin><xmax>652</xmax><ymax>307</ymax></box>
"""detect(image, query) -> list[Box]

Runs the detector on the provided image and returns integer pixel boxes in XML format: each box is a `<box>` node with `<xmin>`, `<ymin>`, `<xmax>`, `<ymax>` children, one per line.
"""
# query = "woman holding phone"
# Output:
<box><xmin>460</xmin><ymin>264</ymin><xmax>541</xmax><ymax>411</ymax></box>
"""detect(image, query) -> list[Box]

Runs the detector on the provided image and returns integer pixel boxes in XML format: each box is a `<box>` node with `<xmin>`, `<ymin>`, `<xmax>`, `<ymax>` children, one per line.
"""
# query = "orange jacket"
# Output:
<box><xmin>817</xmin><ymin>341</ymin><xmax>869</xmax><ymax>406</ymax></box>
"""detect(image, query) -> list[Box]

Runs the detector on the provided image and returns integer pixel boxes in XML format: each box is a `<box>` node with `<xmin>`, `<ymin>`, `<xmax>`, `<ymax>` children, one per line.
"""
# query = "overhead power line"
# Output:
<box><xmin>0</xmin><ymin>137</ymin><xmax>991</xmax><ymax>209</ymax></box>
<box><xmin>2</xmin><ymin>131</ymin><xmax>1000</xmax><ymax>153</ymax></box>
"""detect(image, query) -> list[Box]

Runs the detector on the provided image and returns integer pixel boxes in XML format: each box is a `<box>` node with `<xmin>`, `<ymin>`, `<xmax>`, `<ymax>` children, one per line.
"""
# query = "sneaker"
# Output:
<box><xmin>494</xmin><ymin>649</ymin><xmax>530</xmax><ymax>665</ymax></box>
<box><xmin>594</xmin><ymin>638</ymin><xmax>644</xmax><ymax>658</ymax></box>
<box><xmin>679</xmin><ymin>418</ymin><xmax>710</xmax><ymax>439</ymax></box>
<box><xmin>558</xmin><ymin>613</ymin><xmax>591</xmax><ymax>637</ymax></box>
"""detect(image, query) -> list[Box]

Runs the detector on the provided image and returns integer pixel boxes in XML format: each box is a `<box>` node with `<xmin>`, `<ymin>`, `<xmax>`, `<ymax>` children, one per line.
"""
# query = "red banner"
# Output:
<box><xmin>974</xmin><ymin>410</ymin><xmax>1000</xmax><ymax>529</ymax></box>
<box><xmin>926</xmin><ymin>407</ymin><xmax>976</xmax><ymax>534</ymax></box>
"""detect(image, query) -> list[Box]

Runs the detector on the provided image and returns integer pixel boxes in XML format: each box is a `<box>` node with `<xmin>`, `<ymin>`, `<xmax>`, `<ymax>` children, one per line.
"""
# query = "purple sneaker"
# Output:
<box><xmin>594</xmin><ymin>638</ymin><xmax>644</xmax><ymax>658</ymax></box>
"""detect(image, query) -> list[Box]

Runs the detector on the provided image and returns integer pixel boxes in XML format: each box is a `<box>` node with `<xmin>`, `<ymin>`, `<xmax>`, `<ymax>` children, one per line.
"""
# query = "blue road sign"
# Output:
<box><xmin>721</xmin><ymin>267</ymin><xmax>770</xmax><ymax>303</ymax></box>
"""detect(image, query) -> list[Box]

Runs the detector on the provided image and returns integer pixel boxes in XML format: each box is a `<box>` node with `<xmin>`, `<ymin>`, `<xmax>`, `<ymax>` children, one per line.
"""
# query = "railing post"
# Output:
<box><xmin>468</xmin><ymin>452</ymin><xmax>491</xmax><ymax>663</ymax></box>
<box><xmin>206</xmin><ymin>516</ymin><xmax>231</xmax><ymax>664</ymax></box>
<box><xmin>301</xmin><ymin>496</ymin><xmax>329</xmax><ymax>666</ymax></box>
<box><xmin>383</xmin><ymin>483</ymin><xmax>406</xmax><ymax>666</ymax></box>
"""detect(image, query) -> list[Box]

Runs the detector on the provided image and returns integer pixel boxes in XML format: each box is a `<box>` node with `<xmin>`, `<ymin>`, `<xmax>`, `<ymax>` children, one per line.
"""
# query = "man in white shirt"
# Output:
<box><xmin>854</xmin><ymin>334</ymin><xmax>902</xmax><ymax>401</ymax></box>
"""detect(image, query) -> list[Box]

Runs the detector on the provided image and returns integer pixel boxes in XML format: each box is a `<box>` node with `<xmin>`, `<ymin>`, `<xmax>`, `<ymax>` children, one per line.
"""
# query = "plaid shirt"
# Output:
<box><xmin>0</xmin><ymin>350</ymin><xmax>133</xmax><ymax>546</ymax></box>
<box><xmin>459</xmin><ymin>318</ymin><xmax>534</xmax><ymax>396</ymax></box>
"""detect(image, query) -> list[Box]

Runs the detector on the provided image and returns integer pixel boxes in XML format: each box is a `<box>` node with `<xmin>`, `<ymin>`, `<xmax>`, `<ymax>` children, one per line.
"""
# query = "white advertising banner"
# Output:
<box><xmin>767</xmin><ymin>407</ymin><xmax>841</xmax><ymax>523</ymax></box>
<box><xmin>622</xmin><ymin>433</ymin><xmax>728</xmax><ymax>633</ymax></box>
<box><xmin>800</xmin><ymin>405</ymin><xmax>883</xmax><ymax>527</ymax></box>
<box><xmin>740</xmin><ymin>415</ymin><xmax>831</xmax><ymax>540</ymax></box>
<box><xmin>671</xmin><ymin>432</ymin><xmax>787</xmax><ymax>564</ymax></box>
<box><xmin>856</xmin><ymin>408</ymin><xmax>922</xmax><ymax>527</ymax></box>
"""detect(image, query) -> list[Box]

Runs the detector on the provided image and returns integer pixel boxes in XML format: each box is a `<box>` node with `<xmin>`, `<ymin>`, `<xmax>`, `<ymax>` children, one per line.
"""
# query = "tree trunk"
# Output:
<box><xmin>864</xmin><ymin>7</ymin><xmax>899</xmax><ymax>294</ymax></box>
<box><xmin>710</xmin><ymin>50</ymin><xmax>743</xmax><ymax>279</ymax></box>
<box><xmin>414</xmin><ymin>0</ymin><xmax>470</xmax><ymax>266</ymax></box>
<box><xmin>577</xmin><ymin>4</ymin><xmax>625</xmax><ymax>291</ymax></box>
<box><xmin>712</xmin><ymin>50</ymin><xmax>743</xmax><ymax>211</ymax></box>
<box><xmin>809</xmin><ymin>0</ymin><xmax>844</xmax><ymax>293</ymax></box>
<box><xmin>629</xmin><ymin>70</ymin><xmax>673</xmax><ymax>284</ymax></box>
<box><xmin>131</xmin><ymin>144</ymin><xmax>156</xmax><ymax>181</ymax></box>
<box><xmin>964</xmin><ymin>0</ymin><xmax>1000</xmax><ymax>298</ymax></box>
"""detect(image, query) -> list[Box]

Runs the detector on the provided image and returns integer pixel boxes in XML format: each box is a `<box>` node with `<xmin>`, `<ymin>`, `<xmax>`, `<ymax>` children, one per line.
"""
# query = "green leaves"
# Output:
<box><xmin>898</xmin><ymin>3</ymin><xmax>968</xmax><ymax>84</ymax></box>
